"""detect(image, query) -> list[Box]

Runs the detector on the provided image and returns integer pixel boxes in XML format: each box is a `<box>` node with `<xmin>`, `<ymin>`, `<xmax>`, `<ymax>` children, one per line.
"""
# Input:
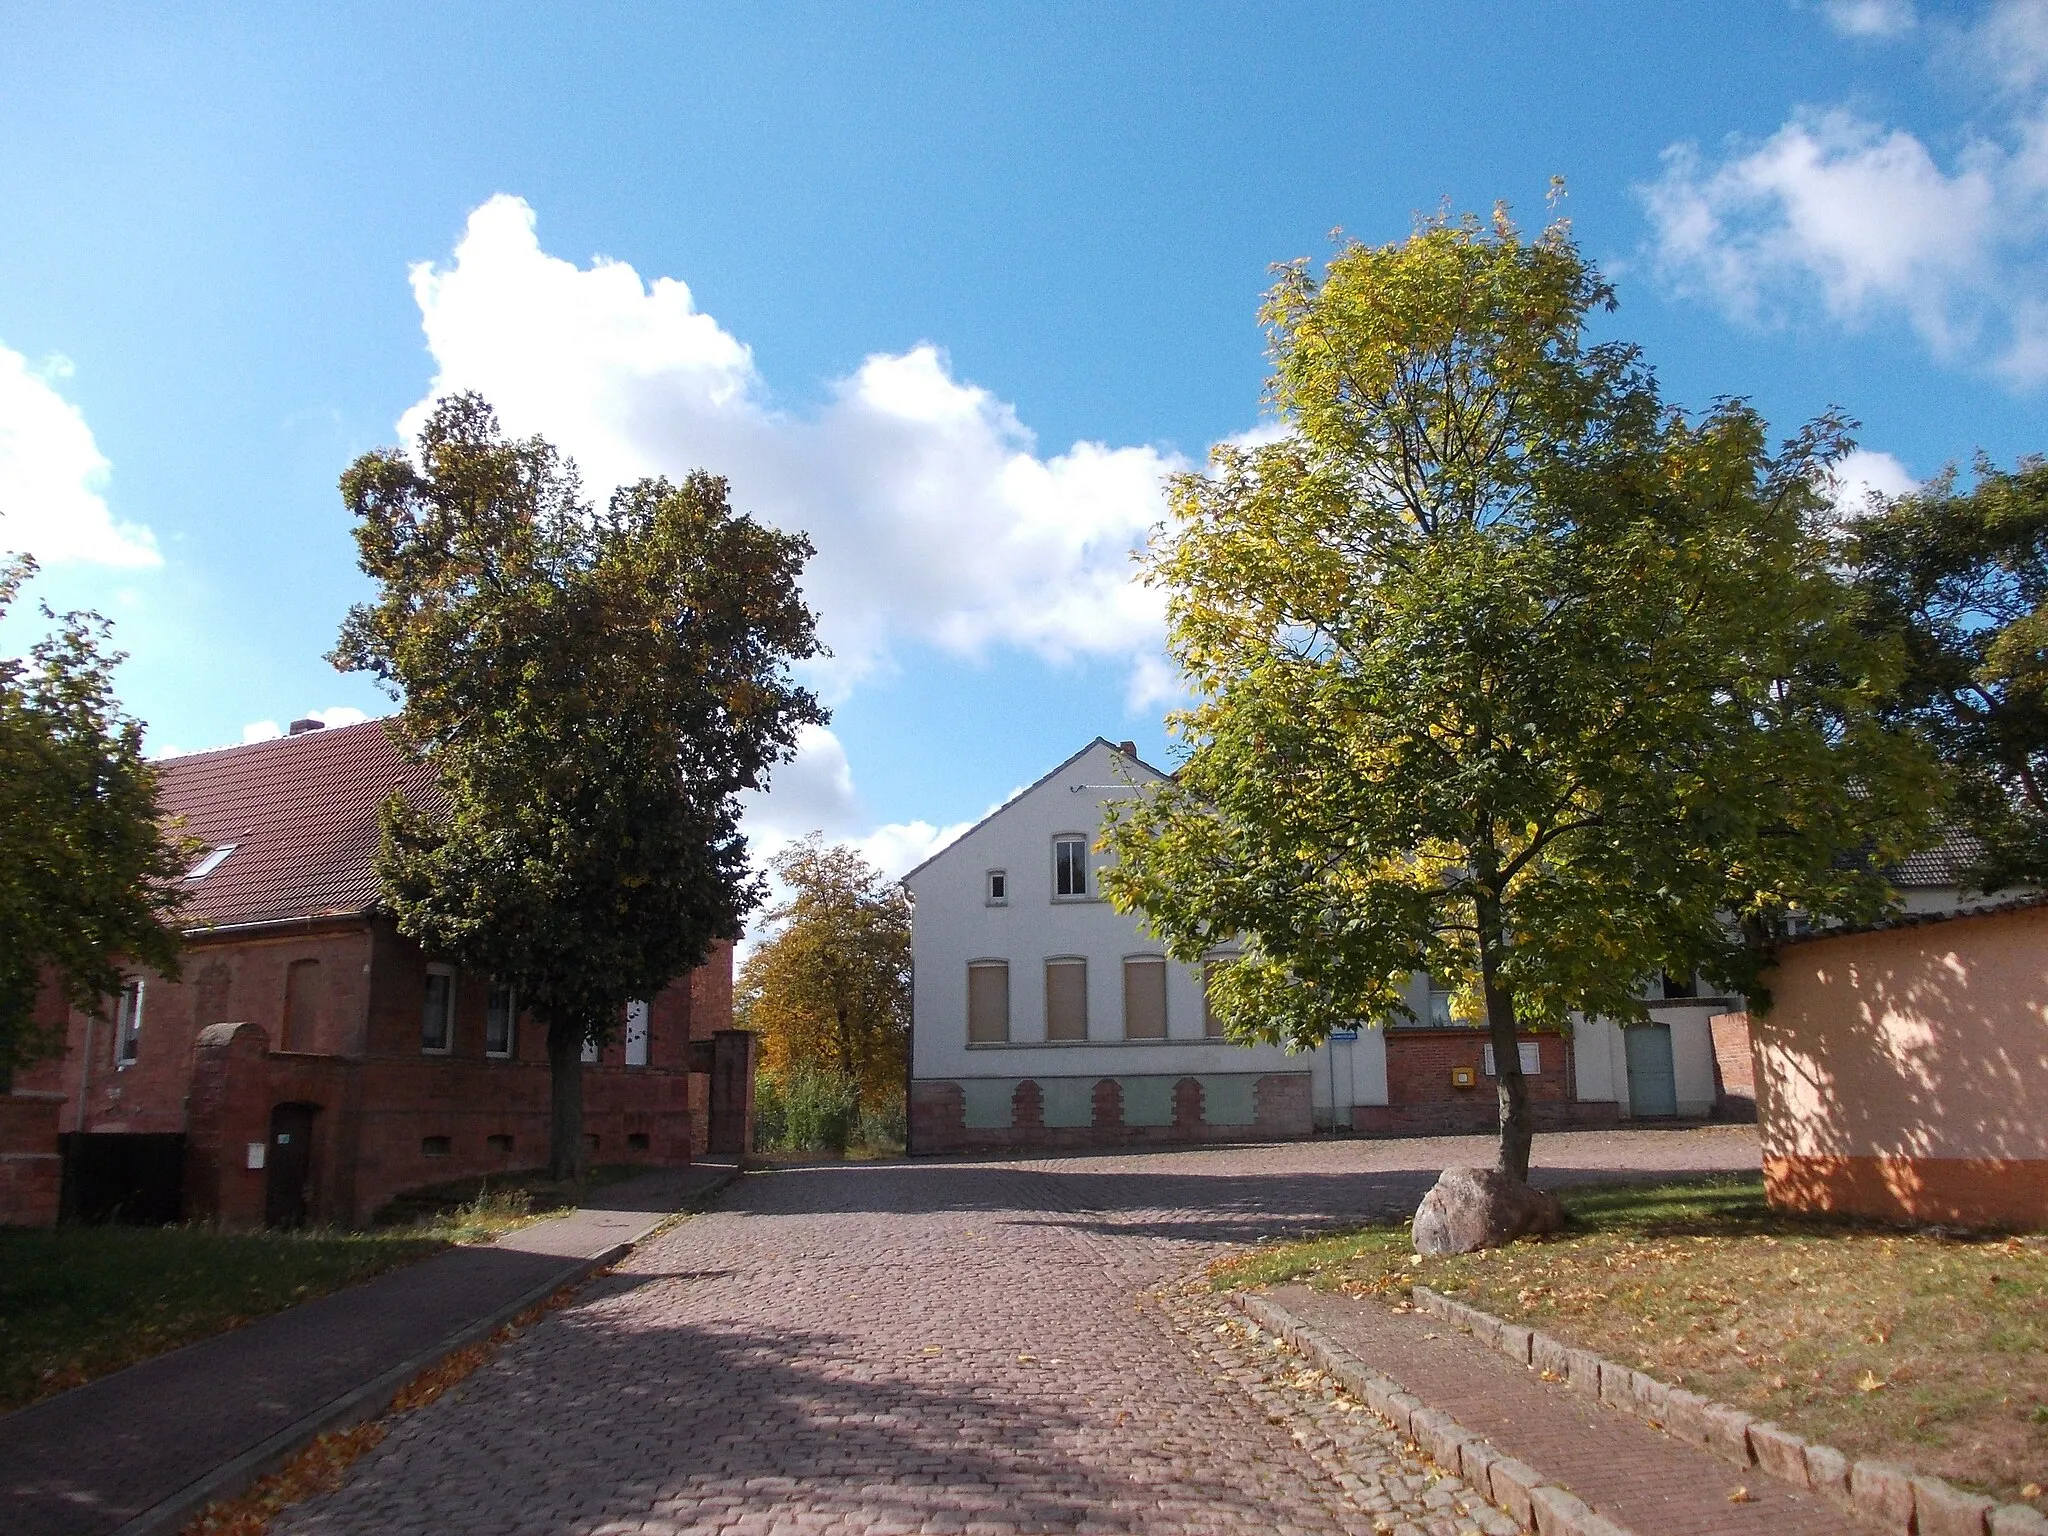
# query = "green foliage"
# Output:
<box><xmin>332</xmin><ymin>394</ymin><xmax>826</xmax><ymax>1178</ymax></box>
<box><xmin>0</xmin><ymin>553</ymin><xmax>188</xmax><ymax>1075</ymax></box>
<box><xmin>752</xmin><ymin>1061</ymin><xmax>863</xmax><ymax>1155</ymax></box>
<box><xmin>1849</xmin><ymin>455</ymin><xmax>2048</xmax><ymax>888</ymax></box>
<box><xmin>1102</xmin><ymin>207</ymin><xmax>1941</xmax><ymax>1178</ymax></box>
<box><xmin>738</xmin><ymin>836</ymin><xmax>910</xmax><ymax>1113</ymax></box>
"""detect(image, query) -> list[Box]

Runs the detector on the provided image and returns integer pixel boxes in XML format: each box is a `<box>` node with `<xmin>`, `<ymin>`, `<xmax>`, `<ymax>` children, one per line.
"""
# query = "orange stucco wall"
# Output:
<box><xmin>1754</xmin><ymin>903</ymin><xmax>2048</xmax><ymax>1229</ymax></box>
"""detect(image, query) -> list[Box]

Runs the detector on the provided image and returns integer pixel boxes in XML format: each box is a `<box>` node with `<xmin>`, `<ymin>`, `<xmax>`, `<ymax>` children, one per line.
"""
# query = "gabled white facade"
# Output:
<box><xmin>904</xmin><ymin>739</ymin><xmax>1324</xmax><ymax>1148</ymax></box>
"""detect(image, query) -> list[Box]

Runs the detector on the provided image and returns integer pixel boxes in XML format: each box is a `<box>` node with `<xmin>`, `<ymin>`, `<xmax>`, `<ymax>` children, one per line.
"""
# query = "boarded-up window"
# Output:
<box><xmin>1045</xmin><ymin>958</ymin><xmax>1088</xmax><ymax>1041</ymax></box>
<box><xmin>1203</xmin><ymin>961</ymin><xmax>1226</xmax><ymax>1038</ymax></box>
<box><xmin>283</xmin><ymin>959</ymin><xmax>320</xmax><ymax>1052</ymax></box>
<box><xmin>1124</xmin><ymin>958</ymin><xmax>1167</xmax><ymax>1039</ymax></box>
<box><xmin>967</xmin><ymin>961</ymin><xmax>1010</xmax><ymax>1044</ymax></box>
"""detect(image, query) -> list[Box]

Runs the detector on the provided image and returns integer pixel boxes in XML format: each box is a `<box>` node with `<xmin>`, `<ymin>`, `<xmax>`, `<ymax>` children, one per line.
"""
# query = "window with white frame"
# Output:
<box><xmin>114</xmin><ymin>979</ymin><xmax>144</xmax><ymax>1067</ymax></box>
<box><xmin>421</xmin><ymin>965</ymin><xmax>455</xmax><ymax>1053</ymax></box>
<box><xmin>485</xmin><ymin>983</ymin><xmax>517</xmax><ymax>1058</ymax></box>
<box><xmin>624</xmin><ymin>1000</ymin><xmax>650</xmax><ymax>1066</ymax></box>
<box><xmin>1482</xmin><ymin>1041</ymin><xmax>1542</xmax><ymax>1077</ymax></box>
<box><xmin>986</xmin><ymin>869</ymin><xmax>1008</xmax><ymax>905</ymax></box>
<box><xmin>1052</xmin><ymin>836</ymin><xmax>1088</xmax><ymax>898</ymax></box>
<box><xmin>582</xmin><ymin>1033</ymin><xmax>600</xmax><ymax>1064</ymax></box>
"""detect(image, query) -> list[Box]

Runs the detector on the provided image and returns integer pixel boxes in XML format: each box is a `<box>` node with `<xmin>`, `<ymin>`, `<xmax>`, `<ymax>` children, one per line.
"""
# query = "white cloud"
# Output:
<box><xmin>0</xmin><ymin>341</ymin><xmax>159</xmax><ymax>567</ymax></box>
<box><xmin>1819</xmin><ymin>0</ymin><xmax>1916</xmax><ymax>39</ymax></box>
<box><xmin>1829</xmin><ymin>447</ymin><xmax>1918</xmax><ymax>518</ymax></box>
<box><xmin>402</xmin><ymin>195</ymin><xmax>1181</xmax><ymax>699</ymax></box>
<box><xmin>1642</xmin><ymin>8</ymin><xmax>2048</xmax><ymax>386</ymax></box>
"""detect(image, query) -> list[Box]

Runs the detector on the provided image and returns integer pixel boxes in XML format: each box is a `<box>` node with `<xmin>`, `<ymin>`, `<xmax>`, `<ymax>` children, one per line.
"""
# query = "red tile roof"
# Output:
<box><xmin>155</xmin><ymin>718</ymin><xmax>441</xmax><ymax>932</ymax></box>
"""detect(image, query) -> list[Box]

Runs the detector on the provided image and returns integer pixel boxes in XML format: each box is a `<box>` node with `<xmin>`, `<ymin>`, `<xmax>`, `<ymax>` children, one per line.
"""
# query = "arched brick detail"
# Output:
<box><xmin>1090</xmin><ymin>1078</ymin><xmax>1124</xmax><ymax>1131</ymax></box>
<box><xmin>1011</xmin><ymin>1079</ymin><xmax>1045</xmax><ymax>1130</ymax></box>
<box><xmin>1172</xmin><ymin>1076</ymin><xmax>1205</xmax><ymax>1133</ymax></box>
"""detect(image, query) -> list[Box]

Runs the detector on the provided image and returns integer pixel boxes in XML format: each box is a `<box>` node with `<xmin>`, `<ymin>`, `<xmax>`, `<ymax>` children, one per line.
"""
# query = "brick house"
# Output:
<box><xmin>3</xmin><ymin>716</ymin><xmax>747</xmax><ymax>1228</ymax></box>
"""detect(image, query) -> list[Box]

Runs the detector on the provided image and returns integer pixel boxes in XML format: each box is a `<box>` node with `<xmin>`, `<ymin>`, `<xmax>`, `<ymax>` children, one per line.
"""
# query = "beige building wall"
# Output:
<box><xmin>1754</xmin><ymin>902</ymin><xmax>2048</xmax><ymax>1228</ymax></box>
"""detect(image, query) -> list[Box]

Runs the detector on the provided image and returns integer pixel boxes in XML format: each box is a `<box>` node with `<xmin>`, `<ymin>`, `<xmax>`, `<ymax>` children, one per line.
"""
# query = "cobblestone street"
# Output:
<box><xmin>275</xmin><ymin>1130</ymin><xmax>1758</xmax><ymax>1536</ymax></box>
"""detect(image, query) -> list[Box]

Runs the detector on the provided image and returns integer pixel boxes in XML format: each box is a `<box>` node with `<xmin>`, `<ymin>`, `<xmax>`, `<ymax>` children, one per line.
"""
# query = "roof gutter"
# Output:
<box><xmin>182</xmin><ymin>908</ymin><xmax>376</xmax><ymax>940</ymax></box>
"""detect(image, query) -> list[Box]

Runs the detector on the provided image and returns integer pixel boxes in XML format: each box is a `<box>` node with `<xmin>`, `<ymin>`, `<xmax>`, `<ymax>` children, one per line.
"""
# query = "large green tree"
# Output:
<box><xmin>0</xmin><ymin>552</ymin><xmax>187</xmax><ymax>1077</ymax></box>
<box><xmin>1849</xmin><ymin>455</ymin><xmax>2048</xmax><ymax>889</ymax></box>
<box><xmin>334</xmin><ymin>394</ymin><xmax>826</xmax><ymax>1180</ymax></box>
<box><xmin>738</xmin><ymin>835</ymin><xmax>910</xmax><ymax>1114</ymax></box>
<box><xmin>1101</xmin><ymin>209</ymin><xmax>1940</xmax><ymax>1182</ymax></box>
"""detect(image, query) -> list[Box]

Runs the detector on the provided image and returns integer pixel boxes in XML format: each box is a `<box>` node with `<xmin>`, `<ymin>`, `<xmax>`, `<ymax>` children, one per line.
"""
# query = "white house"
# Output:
<box><xmin>904</xmin><ymin>739</ymin><xmax>1320</xmax><ymax>1151</ymax></box>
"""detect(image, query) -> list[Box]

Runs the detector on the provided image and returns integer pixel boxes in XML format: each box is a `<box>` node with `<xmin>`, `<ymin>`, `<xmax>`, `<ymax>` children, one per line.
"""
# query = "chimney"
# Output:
<box><xmin>288</xmin><ymin>717</ymin><xmax>325</xmax><ymax>736</ymax></box>
<box><xmin>1119</xmin><ymin>740</ymin><xmax>1138</xmax><ymax>759</ymax></box>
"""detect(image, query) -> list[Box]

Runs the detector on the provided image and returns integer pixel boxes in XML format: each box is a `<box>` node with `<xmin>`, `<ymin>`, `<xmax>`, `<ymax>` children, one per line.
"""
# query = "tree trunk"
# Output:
<box><xmin>1475</xmin><ymin>887</ymin><xmax>1533</xmax><ymax>1183</ymax></box>
<box><xmin>546</xmin><ymin>1014</ymin><xmax>588</xmax><ymax>1184</ymax></box>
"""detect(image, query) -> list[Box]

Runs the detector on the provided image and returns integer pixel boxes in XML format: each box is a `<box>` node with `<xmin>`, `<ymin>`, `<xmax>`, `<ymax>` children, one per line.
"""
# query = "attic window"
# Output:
<box><xmin>186</xmin><ymin>844</ymin><xmax>237</xmax><ymax>881</ymax></box>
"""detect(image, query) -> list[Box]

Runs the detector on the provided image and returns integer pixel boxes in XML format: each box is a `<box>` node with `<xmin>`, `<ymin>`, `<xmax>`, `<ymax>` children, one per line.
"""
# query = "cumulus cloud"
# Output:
<box><xmin>738</xmin><ymin>722</ymin><xmax>979</xmax><ymax>888</ymax></box>
<box><xmin>1829</xmin><ymin>447</ymin><xmax>1919</xmax><ymax>519</ymax></box>
<box><xmin>0</xmin><ymin>341</ymin><xmax>158</xmax><ymax>567</ymax></box>
<box><xmin>401</xmin><ymin>195</ymin><xmax>1182</xmax><ymax>699</ymax></box>
<box><xmin>1642</xmin><ymin>3</ymin><xmax>2048</xmax><ymax>386</ymax></box>
<box><xmin>1819</xmin><ymin>0</ymin><xmax>1917</xmax><ymax>38</ymax></box>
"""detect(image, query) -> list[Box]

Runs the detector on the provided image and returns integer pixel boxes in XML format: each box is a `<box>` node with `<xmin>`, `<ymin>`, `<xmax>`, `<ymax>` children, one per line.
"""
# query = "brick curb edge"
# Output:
<box><xmin>1227</xmin><ymin>1289</ymin><xmax>1633</xmax><ymax>1536</ymax></box>
<box><xmin>109</xmin><ymin>1163</ymin><xmax>746</xmax><ymax>1536</ymax></box>
<box><xmin>1408</xmin><ymin>1284</ymin><xmax>2048</xmax><ymax>1536</ymax></box>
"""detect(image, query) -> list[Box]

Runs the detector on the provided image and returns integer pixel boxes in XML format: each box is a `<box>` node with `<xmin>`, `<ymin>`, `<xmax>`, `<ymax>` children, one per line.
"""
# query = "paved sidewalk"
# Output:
<box><xmin>1270</xmin><ymin>1284</ymin><xmax>1865</xmax><ymax>1536</ymax></box>
<box><xmin>0</xmin><ymin>1158</ymin><xmax>739</xmax><ymax>1536</ymax></box>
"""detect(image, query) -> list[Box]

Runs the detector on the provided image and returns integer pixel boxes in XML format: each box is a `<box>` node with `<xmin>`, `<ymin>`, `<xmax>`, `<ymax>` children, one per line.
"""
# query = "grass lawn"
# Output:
<box><xmin>1212</xmin><ymin>1174</ymin><xmax>2048</xmax><ymax>1510</ymax></box>
<box><xmin>0</xmin><ymin>1181</ymin><xmax>589</xmax><ymax>1416</ymax></box>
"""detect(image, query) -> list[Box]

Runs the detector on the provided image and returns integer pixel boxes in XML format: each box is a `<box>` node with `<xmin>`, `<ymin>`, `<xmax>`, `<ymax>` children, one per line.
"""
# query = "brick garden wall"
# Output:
<box><xmin>0</xmin><ymin>1089</ymin><xmax>62</xmax><ymax>1226</ymax></box>
<box><xmin>1350</xmin><ymin>1030</ymin><xmax>1619</xmax><ymax>1135</ymax></box>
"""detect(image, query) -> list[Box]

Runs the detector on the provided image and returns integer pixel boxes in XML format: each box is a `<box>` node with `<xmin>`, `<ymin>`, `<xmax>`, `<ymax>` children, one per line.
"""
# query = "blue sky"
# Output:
<box><xmin>4</xmin><ymin>1</ymin><xmax>2046</xmax><ymax>893</ymax></box>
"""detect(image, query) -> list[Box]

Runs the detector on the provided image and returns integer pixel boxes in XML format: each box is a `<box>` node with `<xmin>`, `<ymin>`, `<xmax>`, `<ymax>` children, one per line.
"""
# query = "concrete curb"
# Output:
<box><xmin>1409</xmin><ymin>1285</ymin><xmax>2048</xmax><ymax>1536</ymax></box>
<box><xmin>1228</xmin><ymin>1290</ymin><xmax>1635</xmax><ymax>1536</ymax></box>
<box><xmin>111</xmin><ymin>1163</ymin><xmax>744</xmax><ymax>1536</ymax></box>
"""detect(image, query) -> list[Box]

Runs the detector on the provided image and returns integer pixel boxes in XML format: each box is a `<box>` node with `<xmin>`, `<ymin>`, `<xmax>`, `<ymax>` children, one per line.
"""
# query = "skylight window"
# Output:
<box><xmin>186</xmin><ymin>843</ymin><xmax>238</xmax><ymax>881</ymax></box>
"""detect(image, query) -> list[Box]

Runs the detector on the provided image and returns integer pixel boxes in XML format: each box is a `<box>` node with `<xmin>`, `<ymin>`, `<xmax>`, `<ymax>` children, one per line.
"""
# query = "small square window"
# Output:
<box><xmin>114</xmin><ymin>979</ymin><xmax>144</xmax><ymax>1067</ymax></box>
<box><xmin>185</xmin><ymin>843</ymin><xmax>237</xmax><ymax>881</ymax></box>
<box><xmin>486</xmin><ymin>1133</ymin><xmax>514</xmax><ymax>1154</ymax></box>
<box><xmin>421</xmin><ymin>966</ymin><xmax>455</xmax><ymax>1053</ymax></box>
<box><xmin>627</xmin><ymin>1131</ymin><xmax>650</xmax><ymax>1151</ymax></box>
<box><xmin>421</xmin><ymin>1134</ymin><xmax>452</xmax><ymax>1157</ymax></box>
<box><xmin>1053</xmin><ymin>836</ymin><xmax>1088</xmax><ymax>898</ymax></box>
<box><xmin>986</xmin><ymin>869</ymin><xmax>1008</xmax><ymax>905</ymax></box>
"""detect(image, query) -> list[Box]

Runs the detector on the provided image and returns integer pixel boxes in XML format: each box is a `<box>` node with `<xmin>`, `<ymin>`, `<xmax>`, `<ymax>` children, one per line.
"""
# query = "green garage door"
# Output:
<box><xmin>1625</xmin><ymin>1023</ymin><xmax>1679</xmax><ymax>1118</ymax></box>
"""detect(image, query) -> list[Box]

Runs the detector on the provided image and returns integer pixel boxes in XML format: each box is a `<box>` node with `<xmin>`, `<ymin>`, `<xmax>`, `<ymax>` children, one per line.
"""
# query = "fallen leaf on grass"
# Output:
<box><xmin>2022</xmin><ymin>1482</ymin><xmax>2042</xmax><ymax>1500</ymax></box>
<box><xmin>1856</xmin><ymin>1370</ymin><xmax>1887</xmax><ymax>1394</ymax></box>
<box><xmin>1728</xmin><ymin>1487</ymin><xmax>1756</xmax><ymax>1503</ymax></box>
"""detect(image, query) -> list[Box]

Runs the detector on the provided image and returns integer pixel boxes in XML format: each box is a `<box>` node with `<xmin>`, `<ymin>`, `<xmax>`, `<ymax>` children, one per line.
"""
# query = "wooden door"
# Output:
<box><xmin>265</xmin><ymin>1103</ymin><xmax>315</xmax><ymax>1227</ymax></box>
<box><xmin>1625</xmin><ymin>1024</ymin><xmax>1679</xmax><ymax>1118</ymax></box>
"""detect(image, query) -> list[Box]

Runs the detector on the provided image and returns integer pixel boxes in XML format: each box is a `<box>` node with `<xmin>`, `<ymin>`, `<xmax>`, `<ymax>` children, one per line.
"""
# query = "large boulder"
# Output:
<box><xmin>1411</xmin><ymin>1165</ymin><xmax>1565</xmax><ymax>1256</ymax></box>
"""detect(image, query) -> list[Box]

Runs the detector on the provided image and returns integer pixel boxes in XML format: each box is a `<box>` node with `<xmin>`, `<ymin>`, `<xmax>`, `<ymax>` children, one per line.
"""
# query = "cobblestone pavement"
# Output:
<box><xmin>275</xmin><ymin>1129</ymin><xmax>1759</xmax><ymax>1536</ymax></box>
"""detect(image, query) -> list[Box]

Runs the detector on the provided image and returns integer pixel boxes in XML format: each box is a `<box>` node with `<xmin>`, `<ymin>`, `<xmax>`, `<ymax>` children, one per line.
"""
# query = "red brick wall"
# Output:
<box><xmin>1709</xmin><ymin>1011</ymin><xmax>1757</xmax><ymax>1121</ymax></box>
<box><xmin>0</xmin><ymin>1090</ymin><xmax>62</xmax><ymax>1226</ymax></box>
<box><xmin>1352</xmin><ymin>1029</ymin><xmax>1617</xmax><ymax>1135</ymax></box>
<box><xmin>908</xmin><ymin>1073</ymin><xmax>1313</xmax><ymax>1154</ymax></box>
<box><xmin>36</xmin><ymin>917</ymin><xmax>734</xmax><ymax>1226</ymax></box>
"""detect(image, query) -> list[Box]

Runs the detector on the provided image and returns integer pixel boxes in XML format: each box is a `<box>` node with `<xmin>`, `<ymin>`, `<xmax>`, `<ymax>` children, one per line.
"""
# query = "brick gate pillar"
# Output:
<box><xmin>706</xmin><ymin>1029</ymin><xmax>756</xmax><ymax>1157</ymax></box>
<box><xmin>184</xmin><ymin>1023</ymin><xmax>273</xmax><ymax>1228</ymax></box>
